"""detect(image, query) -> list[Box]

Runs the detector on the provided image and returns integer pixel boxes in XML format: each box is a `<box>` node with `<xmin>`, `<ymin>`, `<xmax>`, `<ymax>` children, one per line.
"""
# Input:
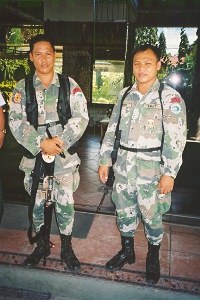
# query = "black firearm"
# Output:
<box><xmin>41</xmin><ymin>170</ymin><xmax>56</xmax><ymax>267</ymax></box>
<box><xmin>96</xmin><ymin>130</ymin><xmax>121</xmax><ymax>213</ymax></box>
<box><xmin>28</xmin><ymin>154</ymin><xmax>55</xmax><ymax>267</ymax></box>
<box><xmin>97</xmin><ymin>166</ymin><xmax>115</xmax><ymax>213</ymax></box>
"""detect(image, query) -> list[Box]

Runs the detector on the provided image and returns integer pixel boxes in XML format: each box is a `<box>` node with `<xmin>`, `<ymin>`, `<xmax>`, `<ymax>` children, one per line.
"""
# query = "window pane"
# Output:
<box><xmin>92</xmin><ymin>60</ymin><xmax>124</xmax><ymax>104</ymax></box>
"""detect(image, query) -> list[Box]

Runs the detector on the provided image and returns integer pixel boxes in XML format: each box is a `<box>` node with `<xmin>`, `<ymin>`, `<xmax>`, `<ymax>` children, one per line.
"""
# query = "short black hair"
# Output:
<box><xmin>132</xmin><ymin>44</ymin><xmax>161</xmax><ymax>61</ymax></box>
<box><xmin>29</xmin><ymin>34</ymin><xmax>55</xmax><ymax>53</ymax></box>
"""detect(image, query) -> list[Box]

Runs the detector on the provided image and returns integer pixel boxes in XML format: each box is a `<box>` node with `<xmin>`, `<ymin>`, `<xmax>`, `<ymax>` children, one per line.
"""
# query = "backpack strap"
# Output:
<box><xmin>111</xmin><ymin>85</ymin><xmax>132</xmax><ymax>164</ymax></box>
<box><xmin>158</xmin><ymin>82</ymin><xmax>164</xmax><ymax>113</ymax></box>
<box><xmin>158</xmin><ymin>82</ymin><xmax>165</xmax><ymax>155</ymax></box>
<box><xmin>116</xmin><ymin>85</ymin><xmax>132</xmax><ymax>135</ymax></box>
<box><xmin>57</xmin><ymin>74</ymin><xmax>78</xmax><ymax>155</ymax></box>
<box><xmin>57</xmin><ymin>73</ymin><xmax>71</xmax><ymax>128</ymax></box>
<box><xmin>25</xmin><ymin>74</ymin><xmax>38</xmax><ymax>129</ymax></box>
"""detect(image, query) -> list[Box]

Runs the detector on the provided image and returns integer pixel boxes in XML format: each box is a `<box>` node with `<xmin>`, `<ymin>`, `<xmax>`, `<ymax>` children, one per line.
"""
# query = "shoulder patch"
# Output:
<box><xmin>14</xmin><ymin>92</ymin><xmax>22</xmax><ymax>104</ymax></box>
<box><xmin>171</xmin><ymin>96</ymin><xmax>181</xmax><ymax>103</ymax></box>
<box><xmin>72</xmin><ymin>87</ymin><xmax>83</xmax><ymax>98</ymax></box>
<box><xmin>171</xmin><ymin>103</ymin><xmax>181</xmax><ymax>114</ymax></box>
<box><xmin>72</xmin><ymin>87</ymin><xmax>82</xmax><ymax>94</ymax></box>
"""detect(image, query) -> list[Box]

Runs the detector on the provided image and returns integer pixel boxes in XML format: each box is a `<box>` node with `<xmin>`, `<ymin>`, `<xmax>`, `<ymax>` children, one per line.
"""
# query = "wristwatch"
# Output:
<box><xmin>0</xmin><ymin>129</ymin><xmax>6</xmax><ymax>133</ymax></box>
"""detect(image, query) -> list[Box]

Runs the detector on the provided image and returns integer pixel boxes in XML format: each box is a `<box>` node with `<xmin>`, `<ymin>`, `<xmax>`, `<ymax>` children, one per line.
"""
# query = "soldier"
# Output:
<box><xmin>9</xmin><ymin>34</ymin><xmax>89</xmax><ymax>271</ymax></box>
<box><xmin>98</xmin><ymin>44</ymin><xmax>187</xmax><ymax>284</ymax></box>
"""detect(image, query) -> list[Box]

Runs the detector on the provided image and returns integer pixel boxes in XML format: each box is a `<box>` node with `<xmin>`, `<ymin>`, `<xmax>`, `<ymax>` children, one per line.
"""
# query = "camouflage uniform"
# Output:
<box><xmin>99</xmin><ymin>79</ymin><xmax>187</xmax><ymax>245</ymax></box>
<box><xmin>0</xmin><ymin>91</ymin><xmax>5</xmax><ymax>106</ymax></box>
<box><xmin>9</xmin><ymin>72</ymin><xmax>89</xmax><ymax>235</ymax></box>
<box><xmin>0</xmin><ymin>92</ymin><xmax>6</xmax><ymax>223</ymax></box>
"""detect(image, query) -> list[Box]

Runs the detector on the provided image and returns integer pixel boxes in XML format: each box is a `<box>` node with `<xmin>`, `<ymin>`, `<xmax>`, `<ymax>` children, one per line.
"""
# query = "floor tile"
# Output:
<box><xmin>171</xmin><ymin>231</ymin><xmax>200</xmax><ymax>255</ymax></box>
<box><xmin>170</xmin><ymin>251</ymin><xmax>200</xmax><ymax>280</ymax></box>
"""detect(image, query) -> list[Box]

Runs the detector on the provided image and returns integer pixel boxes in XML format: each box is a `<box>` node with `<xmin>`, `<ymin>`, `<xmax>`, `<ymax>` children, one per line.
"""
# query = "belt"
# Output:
<box><xmin>38</xmin><ymin>121</ymin><xmax>60</xmax><ymax>128</ymax></box>
<box><xmin>38</xmin><ymin>121</ymin><xmax>61</xmax><ymax>139</ymax></box>
<box><xmin>119</xmin><ymin>145</ymin><xmax>161</xmax><ymax>152</ymax></box>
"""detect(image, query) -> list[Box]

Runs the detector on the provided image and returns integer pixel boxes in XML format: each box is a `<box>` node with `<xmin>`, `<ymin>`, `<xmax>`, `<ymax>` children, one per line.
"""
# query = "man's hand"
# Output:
<box><xmin>40</xmin><ymin>136</ymin><xmax>64</xmax><ymax>156</ymax></box>
<box><xmin>98</xmin><ymin>165</ymin><xmax>109</xmax><ymax>183</ymax></box>
<box><xmin>158</xmin><ymin>175</ymin><xmax>174</xmax><ymax>194</ymax></box>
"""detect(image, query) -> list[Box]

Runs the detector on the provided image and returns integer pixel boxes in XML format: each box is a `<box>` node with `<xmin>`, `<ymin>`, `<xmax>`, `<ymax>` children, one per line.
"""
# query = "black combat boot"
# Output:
<box><xmin>146</xmin><ymin>241</ymin><xmax>160</xmax><ymax>284</ymax></box>
<box><xmin>60</xmin><ymin>234</ymin><xmax>80</xmax><ymax>271</ymax></box>
<box><xmin>23</xmin><ymin>237</ymin><xmax>50</xmax><ymax>269</ymax></box>
<box><xmin>106</xmin><ymin>236</ymin><xmax>135</xmax><ymax>272</ymax></box>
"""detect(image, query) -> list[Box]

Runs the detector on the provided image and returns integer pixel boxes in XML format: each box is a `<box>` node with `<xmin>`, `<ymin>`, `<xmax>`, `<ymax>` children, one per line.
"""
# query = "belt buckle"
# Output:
<box><xmin>47</xmin><ymin>121</ymin><xmax>56</xmax><ymax>128</ymax></box>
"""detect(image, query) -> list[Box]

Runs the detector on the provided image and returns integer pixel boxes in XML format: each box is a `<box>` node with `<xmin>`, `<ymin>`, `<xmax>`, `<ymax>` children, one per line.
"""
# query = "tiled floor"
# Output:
<box><xmin>0</xmin><ymin>128</ymin><xmax>200</xmax><ymax>297</ymax></box>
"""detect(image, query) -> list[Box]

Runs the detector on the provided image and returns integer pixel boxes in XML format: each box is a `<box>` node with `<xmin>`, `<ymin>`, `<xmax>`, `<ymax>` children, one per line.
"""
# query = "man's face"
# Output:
<box><xmin>133</xmin><ymin>49</ymin><xmax>161</xmax><ymax>86</ymax></box>
<box><xmin>29</xmin><ymin>41</ymin><xmax>56</xmax><ymax>76</ymax></box>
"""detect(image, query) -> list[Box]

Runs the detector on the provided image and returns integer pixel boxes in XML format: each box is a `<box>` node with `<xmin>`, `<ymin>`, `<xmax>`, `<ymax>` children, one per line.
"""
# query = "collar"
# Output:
<box><xmin>132</xmin><ymin>78</ymin><xmax>160</xmax><ymax>93</ymax></box>
<box><xmin>33</xmin><ymin>71</ymin><xmax>60</xmax><ymax>88</ymax></box>
<box><xmin>150</xmin><ymin>78</ymin><xmax>160</xmax><ymax>91</ymax></box>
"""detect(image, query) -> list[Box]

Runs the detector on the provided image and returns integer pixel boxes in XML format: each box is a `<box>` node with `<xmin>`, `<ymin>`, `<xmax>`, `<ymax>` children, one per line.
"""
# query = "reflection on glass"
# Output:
<box><xmin>92</xmin><ymin>60</ymin><xmax>124</xmax><ymax>104</ymax></box>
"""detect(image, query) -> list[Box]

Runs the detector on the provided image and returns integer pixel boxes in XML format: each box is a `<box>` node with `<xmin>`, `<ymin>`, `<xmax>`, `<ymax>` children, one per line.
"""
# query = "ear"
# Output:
<box><xmin>29</xmin><ymin>52</ymin><xmax>33</xmax><ymax>61</ymax></box>
<box><xmin>157</xmin><ymin>61</ymin><xmax>161</xmax><ymax>71</ymax></box>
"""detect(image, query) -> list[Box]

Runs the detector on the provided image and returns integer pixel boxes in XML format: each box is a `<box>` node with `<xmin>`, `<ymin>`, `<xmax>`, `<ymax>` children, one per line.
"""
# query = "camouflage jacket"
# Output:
<box><xmin>9</xmin><ymin>72</ymin><xmax>89</xmax><ymax>176</ymax></box>
<box><xmin>0</xmin><ymin>91</ymin><xmax>5</xmax><ymax>106</ymax></box>
<box><xmin>99</xmin><ymin>79</ymin><xmax>187</xmax><ymax>179</ymax></box>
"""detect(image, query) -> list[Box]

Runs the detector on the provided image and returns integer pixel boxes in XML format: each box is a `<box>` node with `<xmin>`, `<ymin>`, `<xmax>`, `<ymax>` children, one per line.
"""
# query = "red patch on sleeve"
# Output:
<box><xmin>171</xmin><ymin>97</ymin><xmax>181</xmax><ymax>103</ymax></box>
<box><xmin>72</xmin><ymin>88</ymin><xmax>82</xmax><ymax>94</ymax></box>
<box><xmin>14</xmin><ymin>92</ymin><xmax>22</xmax><ymax>104</ymax></box>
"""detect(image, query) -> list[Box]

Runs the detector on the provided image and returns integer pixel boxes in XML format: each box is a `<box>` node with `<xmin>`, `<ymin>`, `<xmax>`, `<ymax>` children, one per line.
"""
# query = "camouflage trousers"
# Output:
<box><xmin>112</xmin><ymin>157</ymin><xmax>171</xmax><ymax>245</ymax></box>
<box><xmin>24</xmin><ymin>170</ymin><xmax>80</xmax><ymax>236</ymax></box>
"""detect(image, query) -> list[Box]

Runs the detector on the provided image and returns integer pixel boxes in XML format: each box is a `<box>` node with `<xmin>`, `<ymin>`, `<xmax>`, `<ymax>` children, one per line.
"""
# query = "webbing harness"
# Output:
<box><xmin>117</xmin><ymin>82</ymin><xmax>165</xmax><ymax>153</ymax></box>
<box><xmin>25</xmin><ymin>73</ymin><xmax>71</xmax><ymax>130</ymax></box>
<box><xmin>21</xmin><ymin>73</ymin><xmax>71</xmax><ymax>159</ymax></box>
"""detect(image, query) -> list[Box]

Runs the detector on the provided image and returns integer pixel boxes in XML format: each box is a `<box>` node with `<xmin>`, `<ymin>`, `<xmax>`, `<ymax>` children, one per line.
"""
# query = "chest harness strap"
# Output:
<box><xmin>119</xmin><ymin>145</ymin><xmax>161</xmax><ymax>152</ymax></box>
